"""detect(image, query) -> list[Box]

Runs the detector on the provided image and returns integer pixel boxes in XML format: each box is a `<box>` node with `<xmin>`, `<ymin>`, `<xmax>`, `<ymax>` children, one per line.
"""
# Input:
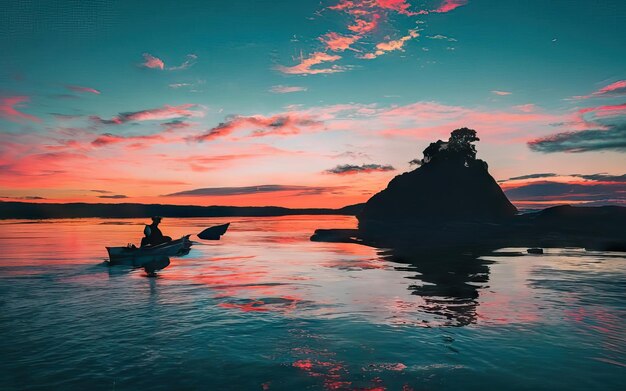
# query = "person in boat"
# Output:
<box><xmin>140</xmin><ymin>216</ymin><xmax>172</xmax><ymax>247</ymax></box>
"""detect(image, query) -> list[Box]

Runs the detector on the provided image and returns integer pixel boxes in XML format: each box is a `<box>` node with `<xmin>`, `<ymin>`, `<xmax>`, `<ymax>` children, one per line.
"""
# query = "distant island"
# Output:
<box><xmin>312</xmin><ymin>128</ymin><xmax>626</xmax><ymax>252</ymax></box>
<box><xmin>0</xmin><ymin>201</ymin><xmax>364</xmax><ymax>220</ymax></box>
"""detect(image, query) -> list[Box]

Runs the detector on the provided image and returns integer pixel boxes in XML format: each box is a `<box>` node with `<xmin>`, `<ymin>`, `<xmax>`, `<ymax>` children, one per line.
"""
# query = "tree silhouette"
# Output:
<box><xmin>449</xmin><ymin>127</ymin><xmax>479</xmax><ymax>164</ymax></box>
<box><xmin>411</xmin><ymin>128</ymin><xmax>482</xmax><ymax>167</ymax></box>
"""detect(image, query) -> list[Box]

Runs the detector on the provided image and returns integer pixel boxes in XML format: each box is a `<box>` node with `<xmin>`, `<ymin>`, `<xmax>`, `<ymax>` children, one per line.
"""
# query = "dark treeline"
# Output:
<box><xmin>0</xmin><ymin>201</ymin><xmax>365</xmax><ymax>220</ymax></box>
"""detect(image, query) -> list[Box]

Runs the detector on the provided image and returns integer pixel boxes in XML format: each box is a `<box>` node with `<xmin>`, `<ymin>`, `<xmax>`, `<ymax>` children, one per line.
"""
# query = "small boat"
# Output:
<box><xmin>197</xmin><ymin>223</ymin><xmax>230</xmax><ymax>240</ymax></box>
<box><xmin>106</xmin><ymin>235</ymin><xmax>192</xmax><ymax>266</ymax></box>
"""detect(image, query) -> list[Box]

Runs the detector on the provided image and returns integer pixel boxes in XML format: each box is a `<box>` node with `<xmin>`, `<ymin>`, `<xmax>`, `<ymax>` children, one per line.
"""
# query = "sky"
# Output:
<box><xmin>1</xmin><ymin>0</ymin><xmax>625</xmax><ymax>208</ymax></box>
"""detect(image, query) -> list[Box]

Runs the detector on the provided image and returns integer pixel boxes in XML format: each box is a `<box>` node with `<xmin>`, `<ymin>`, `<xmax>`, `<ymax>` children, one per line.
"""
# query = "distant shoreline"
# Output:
<box><xmin>0</xmin><ymin>201</ymin><xmax>364</xmax><ymax>220</ymax></box>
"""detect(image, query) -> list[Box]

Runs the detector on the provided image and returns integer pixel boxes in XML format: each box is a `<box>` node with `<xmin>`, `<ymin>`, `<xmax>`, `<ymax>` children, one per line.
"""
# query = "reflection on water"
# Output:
<box><xmin>0</xmin><ymin>217</ymin><xmax>625</xmax><ymax>390</ymax></box>
<box><xmin>383</xmin><ymin>250</ymin><xmax>492</xmax><ymax>327</ymax></box>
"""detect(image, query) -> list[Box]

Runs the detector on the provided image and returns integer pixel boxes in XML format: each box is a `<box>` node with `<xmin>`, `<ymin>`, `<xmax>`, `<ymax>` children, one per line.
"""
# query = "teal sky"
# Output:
<box><xmin>1</xmin><ymin>0</ymin><xmax>625</xmax><ymax>207</ymax></box>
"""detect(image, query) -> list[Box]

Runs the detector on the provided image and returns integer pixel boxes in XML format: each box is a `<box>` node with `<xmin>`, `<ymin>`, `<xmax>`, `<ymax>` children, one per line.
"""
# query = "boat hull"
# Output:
<box><xmin>106</xmin><ymin>235</ymin><xmax>192</xmax><ymax>266</ymax></box>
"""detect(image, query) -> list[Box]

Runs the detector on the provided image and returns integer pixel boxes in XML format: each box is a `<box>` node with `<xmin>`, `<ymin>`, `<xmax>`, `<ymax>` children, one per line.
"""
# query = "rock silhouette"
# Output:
<box><xmin>358</xmin><ymin>128</ymin><xmax>517</xmax><ymax>229</ymax></box>
<box><xmin>312</xmin><ymin>127</ymin><xmax>625</xmax><ymax>252</ymax></box>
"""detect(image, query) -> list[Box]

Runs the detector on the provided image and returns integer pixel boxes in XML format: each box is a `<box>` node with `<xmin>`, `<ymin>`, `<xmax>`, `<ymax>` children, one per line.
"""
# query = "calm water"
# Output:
<box><xmin>0</xmin><ymin>216</ymin><xmax>625</xmax><ymax>390</ymax></box>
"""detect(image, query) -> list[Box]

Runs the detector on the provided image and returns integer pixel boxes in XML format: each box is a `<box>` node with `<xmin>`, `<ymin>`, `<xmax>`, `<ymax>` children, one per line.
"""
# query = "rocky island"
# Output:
<box><xmin>312</xmin><ymin>128</ymin><xmax>626</xmax><ymax>253</ymax></box>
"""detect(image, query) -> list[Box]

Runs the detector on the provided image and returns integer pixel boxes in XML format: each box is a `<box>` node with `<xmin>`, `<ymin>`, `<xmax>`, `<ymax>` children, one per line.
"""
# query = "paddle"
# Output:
<box><xmin>197</xmin><ymin>222</ymin><xmax>230</xmax><ymax>240</ymax></box>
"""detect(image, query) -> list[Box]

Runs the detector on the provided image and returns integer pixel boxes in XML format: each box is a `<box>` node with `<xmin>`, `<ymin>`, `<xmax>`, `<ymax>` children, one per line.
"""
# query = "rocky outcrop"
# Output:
<box><xmin>313</xmin><ymin>128</ymin><xmax>624</xmax><ymax>252</ymax></box>
<box><xmin>358</xmin><ymin>128</ymin><xmax>517</xmax><ymax>229</ymax></box>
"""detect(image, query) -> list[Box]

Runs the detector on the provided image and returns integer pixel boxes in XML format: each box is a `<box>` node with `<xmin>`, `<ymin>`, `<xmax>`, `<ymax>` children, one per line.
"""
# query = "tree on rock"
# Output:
<box><xmin>449</xmin><ymin>127</ymin><xmax>479</xmax><ymax>164</ymax></box>
<box><xmin>361</xmin><ymin>127</ymin><xmax>517</xmax><ymax>226</ymax></box>
<box><xmin>413</xmin><ymin>127</ymin><xmax>484</xmax><ymax>168</ymax></box>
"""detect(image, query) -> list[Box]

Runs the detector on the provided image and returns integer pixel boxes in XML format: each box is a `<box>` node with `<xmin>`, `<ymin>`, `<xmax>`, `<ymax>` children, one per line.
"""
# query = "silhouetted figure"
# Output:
<box><xmin>140</xmin><ymin>216</ymin><xmax>172</xmax><ymax>247</ymax></box>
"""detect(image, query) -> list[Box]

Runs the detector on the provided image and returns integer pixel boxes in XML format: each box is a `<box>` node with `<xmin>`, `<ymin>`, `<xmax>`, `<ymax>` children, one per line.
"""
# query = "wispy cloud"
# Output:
<box><xmin>192</xmin><ymin>113</ymin><xmax>323</xmax><ymax>142</ymax></box>
<box><xmin>432</xmin><ymin>0</ymin><xmax>468</xmax><ymax>13</ymax></box>
<box><xmin>501</xmin><ymin>173</ymin><xmax>626</xmax><ymax>183</ymax></box>
<box><xmin>167</xmin><ymin>54</ymin><xmax>198</xmax><ymax>70</ymax></box>
<box><xmin>427</xmin><ymin>34</ymin><xmax>457</xmax><ymax>41</ymax></box>
<box><xmin>275</xmin><ymin>52</ymin><xmax>345</xmax><ymax>75</ymax></box>
<box><xmin>504</xmin><ymin>181</ymin><xmax>625</xmax><ymax>206</ymax></box>
<box><xmin>572</xmin><ymin>80</ymin><xmax>626</xmax><ymax>99</ymax></box>
<box><xmin>97</xmin><ymin>194</ymin><xmax>128</xmax><ymax>199</ymax></box>
<box><xmin>528</xmin><ymin>103</ymin><xmax>626</xmax><ymax>152</ymax></box>
<box><xmin>164</xmin><ymin>185</ymin><xmax>340</xmax><ymax>197</ymax></box>
<box><xmin>528</xmin><ymin>124</ymin><xmax>626</xmax><ymax>153</ymax></box>
<box><xmin>168</xmin><ymin>79</ymin><xmax>205</xmax><ymax>91</ymax></box>
<box><xmin>0</xmin><ymin>195</ymin><xmax>46</xmax><ymax>200</ymax></box>
<box><xmin>325</xmin><ymin>163</ymin><xmax>395</xmax><ymax>175</ymax></box>
<box><xmin>270</xmin><ymin>85</ymin><xmax>308</xmax><ymax>94</ymax></box>
<box><xmin>514</xmin><ymin>104</ymin><xmax>537</xmax><ymax>113</ymax></box>
<box><xmin>332</xmin><ymin>151</ymin><xmax>372</xmax><ymax>160</ymax></box>
<box><xmin>573</xmin><ymin>173</ymin><xmax>626</xmax><ymax>182</ymax></box>
<box><xmin>360</xmin><ymin>29</ymin><xmax>419</xmax><ymax>59</ymax></box>
<box><xmin>503</xmin><ymin>173</ymin><xmax>558</xmax><ymax>181</ymax></box>
<box><xmin>140</xmin><ymin>53</ymin><xmax>197</xmax><ymax>71</ymax></box>
<box><xmin>66</xmin><ymin>85</ymin><xmax>101</xmax><ymax>94</ymax></box>
<box><xmin>91</xmin><ymin>104</ymin><xmax>205</xmax><ymax>125</ymax></box>
<box><xmin>168</xmin><ymin>83</ymin><xmax>192</xmax><ymax>89</ymax></box>
<box><xmin>0</xmin><ymin>96</ymin><xmax>41</xmax><ymax>123</ymax></box>
<box><xmin>90</xmin><ymin>132</ymin><xmax>167</xmax><ymax>148</ymax></box>
<box><xmin>168</xmin><ymin>145</ymin><xmax>300</xmax><ymax>172</ymax></box>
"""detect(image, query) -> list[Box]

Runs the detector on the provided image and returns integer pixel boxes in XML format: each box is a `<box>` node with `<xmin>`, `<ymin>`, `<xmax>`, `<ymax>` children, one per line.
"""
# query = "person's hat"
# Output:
<box><xmin>151</xmin><ymin>216</ymin><xmax>162</xmax><ymax>222</ymax></box>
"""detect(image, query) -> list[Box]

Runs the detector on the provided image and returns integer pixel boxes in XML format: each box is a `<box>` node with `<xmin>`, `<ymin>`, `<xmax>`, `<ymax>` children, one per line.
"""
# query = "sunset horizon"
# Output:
<box><xmin>1</xmin><ymin>0</ymin><xmax>624</xmax><ymax>209</ymax></box>
<box><xmin>2</xmin><ymin>2</ymin><xmax>625</xmax><ymax>390</ymax></box>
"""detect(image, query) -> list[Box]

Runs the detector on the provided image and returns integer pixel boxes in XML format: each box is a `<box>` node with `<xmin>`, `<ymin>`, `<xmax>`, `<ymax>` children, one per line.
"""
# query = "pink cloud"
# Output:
<box><xmin>573</xmin><ymin>80</ymin><xmax>626</xmax><ymax>99</ymax></box>
<box><xmin>360</xmin><ymin>29</ymin><xmax>419</xmax><ymax>59</ymax></box>
<box><xmin>320</xmin><ymin>32</ymin><xmax>361</xmax><ymax>52</ymax></box>
<box><xmin>66</xmin><ymin>85</ymin><xmax>101</xmax><ymax>94</ymax></box>
<box><xmin>141</xmin><ymin>53</ymin><xmax>165</xmax><ymax>70</ymax></box>
<box><xmin>375</xmin><ymin>0</ymin><xmax>424</xmax><ymax>16</ymax></box>
<box><xmin>193</xmin><ymin>114</ymin><xmax>324</xmax><ymax>142</ymax></box>
<box><xmin>347</xmin><ymin>14</ymin><xmax>380</xmax><ymax>33</ymax></box>
<box><xmin>0</xmin><ymin>150</ymin><xmax>88</xmax><ymax>188</ymax></box>
<box><xmin>594</xmin><ymin>80</ymin><xmax>626</xmax><ymax>96</ymax></box>
<box><xmin>432</xmin><ymin>0</ymin><xmax>468</xmax><ymax>13</ymax></box>
<box><xmin>0</xmin><ymin>97</ymin><xmax>589</xmax><ymax>207</ymax></box>
<box><xmin>275</xmin><ymin>52</ymin><xmax>345</xmax><ymax>75</ymax></box>
<box><xmin>91</xmin><ymin>104</ymin><xmax>205</xmax><ymax>125</ymax></box>
<box><xmin>168</xmin><ymin>145</ymin><xmax>300</xmax><ymax>172</ymax></box>
<box><xmin>283</xmin><ymin>0</ymin><xmax>467</xmax><ymax>75</ymax></box>
<box><xmin>0</xmin><ymin>96</ymin><xmax>40</xmax><ymax>123</ymax></box>
<box><xmin>140</xmin><ymin>53</ymin><xmax>197</xmax><ymax>71</ymax></box>
<box><xmin>91</xmin><ymin>132</ymin><xmax>167</xmax><ymax>147</ymax></box>
<box><xmin>328</xmin><ymin>1</ymin><xmax>358</xmax><ymax>12</ymax></box>
<box><xmin>579</xmin><ymin>103</ymin><xmax>626</xmax><ymax>116</ymax></box>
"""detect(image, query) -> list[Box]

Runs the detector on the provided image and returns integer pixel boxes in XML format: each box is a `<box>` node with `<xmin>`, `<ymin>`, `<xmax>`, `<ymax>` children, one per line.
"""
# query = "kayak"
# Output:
<box><xmin>197</xmin><ymin>223</ymin><xmax>230</xmax><ymax>240</ymax></box>
<box><xmin>106</xmin><ymin>235</ymin><xmax>192</xmax><ymax>266</ymax></box>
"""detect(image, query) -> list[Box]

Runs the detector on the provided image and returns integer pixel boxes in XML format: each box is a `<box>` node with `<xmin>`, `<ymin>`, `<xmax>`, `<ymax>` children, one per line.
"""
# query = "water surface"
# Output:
<box><xmin>0</xmin><ymin>216</ymin><xmax>624</xmax><ymax>390</ymax></box>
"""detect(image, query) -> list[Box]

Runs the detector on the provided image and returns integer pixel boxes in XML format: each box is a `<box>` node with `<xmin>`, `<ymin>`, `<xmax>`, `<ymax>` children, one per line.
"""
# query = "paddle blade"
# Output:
<box><xmin>197</xmin><ymin>223</ymin><xmax>230</xmax><ymax>240</ymax></box>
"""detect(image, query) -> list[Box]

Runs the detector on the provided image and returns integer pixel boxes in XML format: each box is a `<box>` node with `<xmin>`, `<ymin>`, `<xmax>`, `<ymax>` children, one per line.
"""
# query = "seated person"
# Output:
<box><xmin>140</xmin><ymin>216</ymin><xmax>172</xmax><ymax>247</ymax></box>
